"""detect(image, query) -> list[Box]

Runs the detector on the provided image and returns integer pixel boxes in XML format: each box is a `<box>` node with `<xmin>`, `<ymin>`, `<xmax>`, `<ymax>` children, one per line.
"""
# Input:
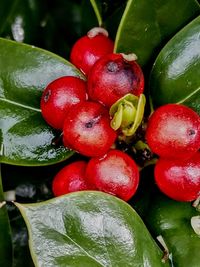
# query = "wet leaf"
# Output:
<box><xmin>149</xmin><ymin>16</ymin><xmax>200</xmax><ymax>113</ymax></box>
<box><xmin>145</xmin><ymin>193</ymin><xmax>200</xmax><ymax>267</ymax></box>
<box><xmin>0</xmin><ymin>38</ymin><xmax>84</xmax><ymax>166</ymax></box>
<box><xmin>16</xmin><ymin>191</ymin><xmax>169</xmax><ymax>267</ymax></box>
<box><xmin>114</xmin><ymin>0</ymin><xmax>200</xmax><ymax>68</ymax></box>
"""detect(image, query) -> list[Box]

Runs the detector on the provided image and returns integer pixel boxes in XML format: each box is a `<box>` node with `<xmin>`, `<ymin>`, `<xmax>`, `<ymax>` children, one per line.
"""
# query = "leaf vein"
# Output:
<box><xmin>177</xmin><ymin>86</ymin><xmax>200</xmax><ymax>104</ymax></box>
<box><xmin>43</xmin><ymin>225</ymin><xmax>105</xmax><ymax>267</ymax></box>
<box><xmin>0</xmin><ymin>97</ymin><xmax>41</xmax><ymax>112</ymax></box>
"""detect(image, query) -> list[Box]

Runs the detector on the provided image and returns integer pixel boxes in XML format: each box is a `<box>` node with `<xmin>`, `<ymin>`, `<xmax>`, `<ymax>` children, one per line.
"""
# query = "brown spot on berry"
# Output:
<box><xmin>44</xmin><ymin>89</ymin><xmax>51</xmax><ymax>102</ymax></box>
<box><xmin>189</xmin><ymin>129</ymin><xmax>195</xmax><ymax>136</ymax></box>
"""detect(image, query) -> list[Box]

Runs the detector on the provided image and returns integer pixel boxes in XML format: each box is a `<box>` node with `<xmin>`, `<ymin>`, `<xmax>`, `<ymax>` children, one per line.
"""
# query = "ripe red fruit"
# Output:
<box><xmin>154</xmin><ymin>152</ymin><xmax>200</xmax><ymax>202</ymax></box>
<box><xmin>145</xmin><ymin>104</ymin><xmax>200</xmax><ymax>160</ymax></box>
<box><xmin>41</xmin><ymin>76</ymin><xmax>87</xmax><ymax>130</ymax></box>
<box><xmin>70</xmin><ymin>27</ymin><xmax>114</xmax><ymax>75</ymax></box>
<box><xmin>86</xmin><ymin>149</ymin><xmax>140</xmax><ymax>201</ymax></box>
<box><xmin>62</xmin><ymin>101</ymin><xmax>117</xmax><ymax>157</ymax></box>
<box><xmin>87</xmin><ymin>53</ymin><xmax>144</xmax><ymax>107</ymax></box>
<box><xmin>52</xmin><ymin>161</ymin><xmax>92</xmax><ymax>196</ymax></box>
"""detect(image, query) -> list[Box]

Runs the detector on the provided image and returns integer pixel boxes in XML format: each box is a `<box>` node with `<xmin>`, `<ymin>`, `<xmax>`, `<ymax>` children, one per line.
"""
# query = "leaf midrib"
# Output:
<box><xmin>54</xmin><ymin>228</ymin><xmax>105</xmax><ymax>267</ymax></box>
<box><xmin>31</xmin><ymin>220</ymin><xmax>106</xmax><ymax>267</ymax></box>
<box><xmin>177</xmin><ymin>86</ymin><xmax>200</xmax><ymax>104</ymax></box>
<box><xmin>0</xmin><ymin>96</ymin><xmax>41</xmax><ymax>112</ymax></box>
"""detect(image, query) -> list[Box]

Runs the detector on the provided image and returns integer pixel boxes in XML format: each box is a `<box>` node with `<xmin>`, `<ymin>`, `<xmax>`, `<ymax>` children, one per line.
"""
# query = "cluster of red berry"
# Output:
<box><xmin>146</xmin><ymin>104</ymin><xmax>200</xmax><ymax>202</ymax></box>
<box><xmin>40</xmin><ymin>27</ymin><xmax>200</xmax><ymax>203</ymax></box>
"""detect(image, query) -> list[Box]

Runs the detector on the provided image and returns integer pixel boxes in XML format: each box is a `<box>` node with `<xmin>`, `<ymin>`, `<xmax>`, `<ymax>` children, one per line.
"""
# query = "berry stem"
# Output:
<box><xmin>156</xmin><ymin>235</ymin><xmax>170</xmax><ymax>263</ymax></box>
<box><xmin>87</xmin><ymin>27</ymin><xmax>108</xmax><ymax>38</ymax></box>
<box><xmin>120</xmin><ymin>53</ymin><xmax>138</xmax><ymax>62</ymax></box>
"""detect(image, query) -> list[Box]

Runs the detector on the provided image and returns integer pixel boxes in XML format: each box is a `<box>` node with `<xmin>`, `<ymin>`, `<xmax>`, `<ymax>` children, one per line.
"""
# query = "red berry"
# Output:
<box><xmin>87</xmin><ymin>53</ymin><xmax>144</xmax><ymax>107</ymax></box>
<box><xmin>70</xmin><ymin>28</ymin><xmax>114</xmax><ymax>75</ymax></box>
<box><xmin>52</xmin><ymin>161</ymin><xmax>91</xmax><ymax>196</ymax></box>
<box><xmin>154</xmin><ymin>152</ymin><xmax>200</xmax><ymax>202</ymax></box>
<box><xmin>41</xmin><ymin>76</ymin><xmax>87</xmax><ymax>130</ymax></box>
<box><xmin>146</xmin><ymin>104</ymin><xmax>200</xmax><ymax>160</ymax></box>
<box><xmin>62</xmin><ymin>101</ymin><xmax>117</xmax><ymax>157</ymax></box>
<box><xmin>86</xmin><ymin>150</ymin><xmax>140</xmax><ymax>201</ymax></box>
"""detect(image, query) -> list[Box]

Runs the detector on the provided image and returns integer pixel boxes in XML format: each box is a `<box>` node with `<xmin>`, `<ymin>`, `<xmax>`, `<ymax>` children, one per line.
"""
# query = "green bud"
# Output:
<box><xmin>110</xmin><ymin>93</ymin><xmax>146</xmax><ymax>137</ymax></box>
<box><xmin>121</xmin><ymin>100</ymin><xmax>137</xmax><ymax>128</ymax></box>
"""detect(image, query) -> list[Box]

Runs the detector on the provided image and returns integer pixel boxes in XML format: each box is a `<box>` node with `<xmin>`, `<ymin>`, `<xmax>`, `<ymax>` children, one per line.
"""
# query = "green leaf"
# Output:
<box><xmin>145</xmin><ymin>193</ymin><xmax>200</xmax><ymax>267</ymax></box>
<box><xmin>0</xmin><ymin>166</ymin><xmax>13</xmax><ymax>267</ymax></box>
<box><xmin>0</xmin><ymin>38</ymin><xmax>84</xmax><ymax>166</ymax></box>
<box><xmin>0</xmin><ymin>0</ymin><xmax>43</xmax><ymax>44</ymax></box>
<box><xmin>16</xmin><ymin>191</ymin><xmax>169</xmax><ymax>267</ymax></box>
<box><xmin>149</xmin><ymin>16</ymin><xmax>200</xmax><ymax>114</ymax></box>
<box><xmin>114</xmin><ymin>0</ymin><xmax>200</xmax><ymax>68</ymax></box>
<box><xmin>40</xmin><ymin>0</ymin><xmax>98</xmax><ymax>59</ymax></box>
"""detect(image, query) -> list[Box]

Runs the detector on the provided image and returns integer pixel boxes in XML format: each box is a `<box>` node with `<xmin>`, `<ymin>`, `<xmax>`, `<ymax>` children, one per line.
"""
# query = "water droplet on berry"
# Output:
<box><xmin>107</xmin><ymin>61</ymin><xmax>119</xmax><ymax>72</ymax></box>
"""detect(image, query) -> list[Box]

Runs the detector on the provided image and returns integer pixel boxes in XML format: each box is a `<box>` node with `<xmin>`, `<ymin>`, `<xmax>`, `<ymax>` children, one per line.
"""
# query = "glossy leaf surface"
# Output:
<box><xmin>114</xmin><ymin>0</ymin><xmax>200</xmax><ymax>68</ymax></box>
<box><xmin>16</xmin><ymin>191</ymin><xmax>169</xmax><ymax>267</ymax></box>
<box><xmin>0</xmin><ymin>38</ymin><xmax>84</xmax><ymax>166</ymax></box>
<box><xmin>145</xmin><ymin>193</ymin><xmax>200</xmax><ymax>267</ymax></box>
<box><xmin>0</xmin><ymin>167</ymin><xmax>12</xmax><ymax>267</ymax></box>
<box><xmin>149</xmin><ymin>16</ymin><xmax>200</xmax><ymax>113</ymax></box>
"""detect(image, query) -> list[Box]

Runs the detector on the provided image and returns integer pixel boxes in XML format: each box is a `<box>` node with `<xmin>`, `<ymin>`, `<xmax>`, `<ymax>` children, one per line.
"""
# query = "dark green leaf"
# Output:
<box><xmin>145</xmin><ymin>193</ymin><xmax>200</xmax><ymax>267</ymax></box>
<box><xmin>89</xmin><ymin>0</ymin><xmax>126</xmax><ymax>39</ymax></box>
<box><xmin>114</xmin><ymin>0</ymin><xmax>200</xmax><ymax>68</ymax></box>
<box><xmin>39</xmin><ymin>0</ymin><xmax>98</xmax><ymax>59</ymax></box>
<box><xmin>0</xmin><ymin>0</ymin><xmax>14</xmax><ymax>31</ymax></box>
<box><xmin>81</xmin><ymin>0</ymin><xmax>99</xmax><ymax>34</ymax></box>
<box><xmin>16</xmin><ymin>191</ymin><xmax>170</xmax><ymax>267</ymax></box>
<box><xmin>0</xmin><ymin>0</ymin><xmax>43</xmax><ymax>44</ymax></box>
<box><xmin>0</xmin><ymin>38</ymin><xmax>84</xmax><ymax>166</ymax></box>
<box><xmin>0</xmin><ymin>166</ymin><xmax>13</xmax><ymax>267</ymax></box>
<box><xmin>7</xmin><ymin>204</ymin><xmax>35</xmax><ymax>267</ymax></box>
<box><xmin>104</xmin><ymin>3</ymin><xmax>126</xmax><ymax>41</ymax></box>
<box><xmin>149</xmin><ymin>16</ymin><xmax>200</xmax><ymax>113</ymax></box>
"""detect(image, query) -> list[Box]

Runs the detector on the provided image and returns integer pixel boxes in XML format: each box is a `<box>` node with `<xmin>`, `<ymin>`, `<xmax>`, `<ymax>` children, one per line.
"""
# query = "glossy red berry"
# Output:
<box><xmin>52</xmin><ymin>161</ymin><xmax>92</xmax><ymax>196</ymax></box>
<box><xmin>70</xmin><ymin>27</ymin><xmax>114</xmax><ymax>75</ymax></box>
<box><xmin>41</xmin><ymin>76</ymin><xmax>87</xmax><ymax>130</ymax></box>
<box><xmin>87</xmin><ymin>53</ymin><xmax>144</xmax><ymax>107</ymax></box>
<box><xmin>146</xmin><ymin>104</ymin><xmax>200</xmax><ymax>160</ymax></box>
<box><xmin>86</xmin><ymin>149</ymin><xmax>140</xmax><ymax>201</ymax></box>
<box><xmin>62</xmin><ymin>101</ymin><xmax>117</xmax><ymax>157</ymax></box>
<box><xmin>154</xmin><ymin>152</ymin><xmax>200</xmax><ymax>202</ymax></box>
